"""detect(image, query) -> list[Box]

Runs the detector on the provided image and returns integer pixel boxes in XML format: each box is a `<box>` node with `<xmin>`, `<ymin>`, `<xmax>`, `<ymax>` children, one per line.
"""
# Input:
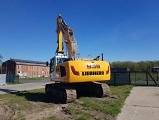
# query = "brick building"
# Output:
<box><xmin>2</xmin><ymin>58</ymin><xmax>49</xmax><ymax>78</ymax></box>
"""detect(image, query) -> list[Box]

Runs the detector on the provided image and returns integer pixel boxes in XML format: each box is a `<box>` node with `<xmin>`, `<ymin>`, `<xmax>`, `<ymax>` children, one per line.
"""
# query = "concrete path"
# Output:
<box><xmin>0</xmin><ymin>81</ymin><xmax>53</xmax><ymax>94</ymax></box>
<box><xmin>117</xmin><ymin>87</ymin><xmax>159</xmax><ymax>120</ymax></box>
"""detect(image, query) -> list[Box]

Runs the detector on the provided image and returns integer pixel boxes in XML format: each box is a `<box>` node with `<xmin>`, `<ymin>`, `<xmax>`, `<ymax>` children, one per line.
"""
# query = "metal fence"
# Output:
<box><xmin>106</xmin><ymin>71</ymin><xmax>131</xmax><ymax>85</ymax></box>
<box><xmin>6</xmin><ymin>74</ymin><xmax>19</xmax><ymax>84</ymax></box>
<box><xmin>106</xmin><ymin>71</ymin><xmax>158</xmax><ymax>86</ymax></box>
<box><xmin>2</xmin><ymin>71</ymin><xmax>159</xmax><ymax>86</ymax></box>
<box><xmin>130</xmin><ymin>71</ymin><xmax>158</xmax><ymax>86</ymax></box>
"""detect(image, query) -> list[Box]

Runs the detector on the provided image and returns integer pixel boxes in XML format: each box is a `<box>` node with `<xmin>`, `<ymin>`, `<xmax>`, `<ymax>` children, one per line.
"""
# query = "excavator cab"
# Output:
<box><xmin>50</xmin><ymin>54</ymin><xmax>68</xmax><ymax>79</ymax></box>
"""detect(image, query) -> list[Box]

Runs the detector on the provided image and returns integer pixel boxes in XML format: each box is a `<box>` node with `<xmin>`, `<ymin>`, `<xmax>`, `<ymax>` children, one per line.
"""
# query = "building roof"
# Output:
<box><xmin>10</xmin><ymin>58</ymin><xmax>48</xmax><ymax>66</ymax></box>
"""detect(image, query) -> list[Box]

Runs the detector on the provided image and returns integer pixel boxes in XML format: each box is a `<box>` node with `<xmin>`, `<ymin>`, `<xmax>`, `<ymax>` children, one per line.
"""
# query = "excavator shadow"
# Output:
<box><xmin>13</xmin><ymin>91</ymin><xmax>62</xmax><ymax>104</ymax></box>
<box><xmin>13</xmin><ymin>90</ymin><xmax>109</xmax><ymax>104</ymax></box>
<box><xmin>12</xmin><ymin>91</ymin><xmax>89</xmax><ymax>104</ymax></box>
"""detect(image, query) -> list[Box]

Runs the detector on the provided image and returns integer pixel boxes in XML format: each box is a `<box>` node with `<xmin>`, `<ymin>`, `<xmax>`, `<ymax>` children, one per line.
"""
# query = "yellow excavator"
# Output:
<box><xmin>45</xmin><ymin>14</ymin><xmax>111</xmax><ymax>103</ymax></box>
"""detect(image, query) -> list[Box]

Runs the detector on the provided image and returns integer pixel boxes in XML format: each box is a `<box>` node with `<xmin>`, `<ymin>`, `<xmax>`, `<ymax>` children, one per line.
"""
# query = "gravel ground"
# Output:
<box><xmin>117</xmin><ymin>86</ymin><xmax>159</xmax><ymax>120</ymax></box>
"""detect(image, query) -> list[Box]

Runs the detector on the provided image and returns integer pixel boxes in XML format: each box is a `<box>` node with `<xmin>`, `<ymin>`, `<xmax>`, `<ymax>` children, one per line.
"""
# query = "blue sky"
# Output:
<box><xmin>0</xmin><ymin>0</ymin><xmax>159</xmax><ymax>62</ymax></box>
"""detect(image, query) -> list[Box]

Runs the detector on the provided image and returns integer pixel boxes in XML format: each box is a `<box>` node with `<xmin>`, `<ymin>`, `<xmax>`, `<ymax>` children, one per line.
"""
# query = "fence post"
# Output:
<box><xmin>147</xmin><ymin>72</ymin><xmax>158</xmax><ymax>86</ymax></box>
<box><xmin>135</xmin><ymin>72</ymin><xmax>136</xmax><ymax>85</ymax></box>
<box><xmin>146</xmin><ymin>72</ymin><xmax>148</xmax><ymax>86</ymax></box>
<box><xmin>114</xmin><ymin>72</ymin><xmax>116</xmax><ymax>85</ymax></box>
<box><xmin>129</xmin><ymin>72</ymin><xmax>131</xmax><ymax>84</ymax></box>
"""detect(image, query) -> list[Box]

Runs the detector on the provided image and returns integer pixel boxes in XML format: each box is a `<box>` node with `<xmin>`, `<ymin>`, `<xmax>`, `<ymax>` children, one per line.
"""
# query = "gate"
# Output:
<box><xmin>106</xmin><ymin>71</ymin><xmax>158</xmax><ymax>86</ymax></box>
<box><xmin>6</xmin><ymin>74</ymin><xmax>19</xmax><ymax>84</ymax></box>
<box><xmin>130</xmin><ymin>71</ymin><xmax>158</xmax><ymax>86</ymax></box>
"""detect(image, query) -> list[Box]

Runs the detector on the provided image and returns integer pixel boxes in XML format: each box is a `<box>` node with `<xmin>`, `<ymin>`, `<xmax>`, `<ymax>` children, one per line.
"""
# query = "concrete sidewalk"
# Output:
<box><xmin>0</xmin><ymin>81</ymin><xmax>53</xmax><ymax>94</ymax></box>
<box><xmin>117</xmin><ymin>87</ymin><xmax>159</xmax><ymax>120</ymax></box>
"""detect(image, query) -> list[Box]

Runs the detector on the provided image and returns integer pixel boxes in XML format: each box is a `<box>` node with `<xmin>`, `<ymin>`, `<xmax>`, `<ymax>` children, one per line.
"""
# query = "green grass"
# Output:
<box><xmin>6</xmin><ymin>82</ymin><xmax>21</xmax><ymax>85</ymax></box>
<box><xmin>68</xmin><ymin>85</ymin><xmax>133</xmax><ymax>120</ymax></box>
<box><xmin>6</xmin><ymin>77</ymin><xmax>50</xmax><ymax>84</ymax></box>
<box><xmin>78</xmin><ymin>85</ymin><xmax>133</xmax><ymax>116</ymax></box>
<box><xmin>19</xmin><ymin>77</ymin><xmax>50</xmax><ymax>80</ymax></box>
<box><xmin>0</xmin><ymin>88</ymin><xmax>52</xmax><ymax>111</ymax></box>
<box><xmin>110</xmin><ymin>85</ymin><xmax>133</xmax><ymax>100</ymax></box>
<box><xmin>0</xmin><ymin>88</ymin><xmax>54</xmax><ymax>119</ymax></box>
<box><xmin>70</xmin><ymin>107</ymin><xmax>92</xmax><ymax>120</ymax></box>
<box><xmin>0</xmin><ymin>85</ymin><xmax>133</xmax><ymax>120</ymax></box>
<box><xmin>0</xmin><ymin>93</ymin><xmax>31</xmax><ymax>113</ymax></box>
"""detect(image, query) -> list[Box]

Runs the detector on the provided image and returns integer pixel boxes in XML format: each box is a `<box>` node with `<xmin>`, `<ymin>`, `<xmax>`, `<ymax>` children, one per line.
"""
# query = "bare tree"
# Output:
<box><xmin>0</xmin><ymin>54</ymin><xmax>3</xmax><ymax>73</ymax></box>
<box><xmin>0</xmin><ymin>54</ymin><xmax>3</xmax><ymax>59</ymax></box>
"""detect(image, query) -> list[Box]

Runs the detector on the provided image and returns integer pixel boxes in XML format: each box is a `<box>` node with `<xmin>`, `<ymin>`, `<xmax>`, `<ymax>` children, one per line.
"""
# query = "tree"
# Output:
<box><xmin>110</xmin><ymin>60</ymin><xmax>159</xmax><ymax>71</ymax></box>
<box><xmin>0</xmin><ymin>54</ymin><xmax>3</xmax><ymax>66</ymax></box>
<box><xmin>0</xmin><ymin>54</ymin><xmax>3</xmax><ymax>73</ymax></box>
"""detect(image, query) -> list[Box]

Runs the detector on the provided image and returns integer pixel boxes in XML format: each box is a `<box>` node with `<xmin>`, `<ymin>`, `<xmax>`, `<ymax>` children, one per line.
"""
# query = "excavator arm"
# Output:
<box><xmin>56</xmin><ymin>14</ymin><xmax>78</xmax><ymax>60</ymax></box>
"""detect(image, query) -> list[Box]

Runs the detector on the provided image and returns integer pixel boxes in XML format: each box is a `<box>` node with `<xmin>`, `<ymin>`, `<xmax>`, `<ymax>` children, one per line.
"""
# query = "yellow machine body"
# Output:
<box><xmin>45</xmin><ymin>15</ymin><xmax>111</xmax><ymax>103</ymax></box>
<box><xmin>51</xmin><ymin>60</ymin><xmax>110</xmax><ymax>83</ymax></box>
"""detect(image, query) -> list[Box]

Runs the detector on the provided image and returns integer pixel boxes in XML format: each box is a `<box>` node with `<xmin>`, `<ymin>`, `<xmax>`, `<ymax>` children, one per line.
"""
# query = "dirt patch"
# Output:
<box><xmin>0</xmin><ymin>103</ymin><xmax>70</xmax><ymax>120</ymax></box>
<box><xmin>0</xmin><ymin>104</ymin><xmax>14</xmax><ymax>120</ymax></box>
<box><xmin>25</xmin><ymin>105</ymin><xmax>72</xmax><ymax>120</ymax></box>
<box><xmin>0</xmin><ymin>98</ymin><xmax>116</xmax><ymax>120</ymax></box>
<box><xmin>0</xmin><ymin>85</ymin><xmax>130</xmax><ymax>120</ymax></box>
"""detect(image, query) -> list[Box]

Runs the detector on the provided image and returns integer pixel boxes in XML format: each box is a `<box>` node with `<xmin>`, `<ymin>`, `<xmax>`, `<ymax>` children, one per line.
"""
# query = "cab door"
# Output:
<box><xmin>50</xmin><ymin>57</ymin><xmax>56</xmax><ymax>78</ymax></box>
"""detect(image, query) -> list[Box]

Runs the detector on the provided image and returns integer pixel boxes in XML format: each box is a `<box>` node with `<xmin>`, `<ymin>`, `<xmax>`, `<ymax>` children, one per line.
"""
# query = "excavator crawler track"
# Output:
<box><xmin>76</xmin><ymin>82</ymin><xmax>110</xmax><ymax>98</ymax></box>
<box><xmin>45</xmin><ymin>83</ymin><xmax>77</xmax><ymax>103</ymax></box>
<box><xmin>94</xmin><ymin>82</ymin><xmax>110</xmax><ymax>97</ymax></box>
<box><xmin>45</xmin><ymin>82</ymin><xmax>110</xmax><ymax>103</ymax></box>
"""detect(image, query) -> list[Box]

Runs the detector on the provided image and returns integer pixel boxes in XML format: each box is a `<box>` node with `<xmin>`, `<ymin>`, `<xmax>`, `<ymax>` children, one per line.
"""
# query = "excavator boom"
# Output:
<box><xmin>56</xmin><ymin>14</ymin><xmax>78</xmax><ymax>60</ymax></box>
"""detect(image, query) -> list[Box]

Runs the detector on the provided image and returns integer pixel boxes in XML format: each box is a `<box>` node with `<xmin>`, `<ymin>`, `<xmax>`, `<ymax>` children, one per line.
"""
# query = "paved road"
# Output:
<box><xmin>117</xmin><ymin>87</ymin><xmax>159</xmax><ymax>120</ymax></box>
<box><xmin>0</xmin><ymin>80</ymin><xmax>53</xmax><ymax>94</ymax></box>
